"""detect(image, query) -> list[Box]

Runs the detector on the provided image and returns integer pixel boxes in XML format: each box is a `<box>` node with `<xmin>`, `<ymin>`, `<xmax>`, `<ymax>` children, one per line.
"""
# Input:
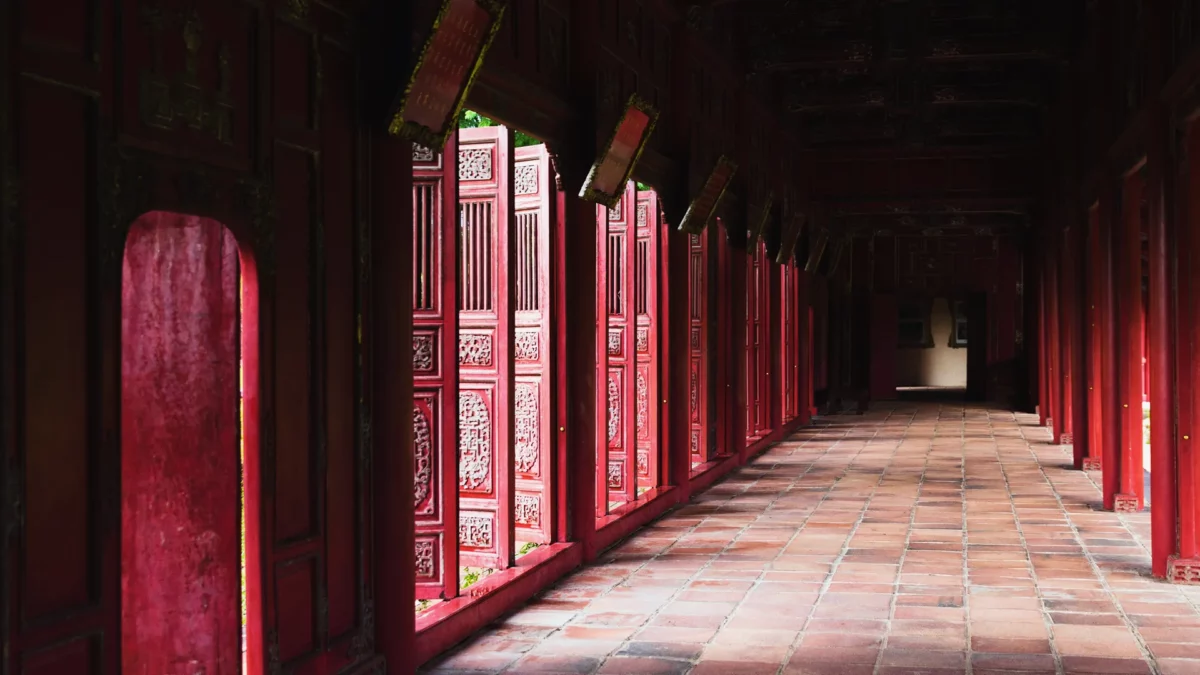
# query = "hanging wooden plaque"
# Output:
<box><xmin>777</xmin><ymin>214</ymin><xmax>805</xmax><ymax>265</ymax></box>
<box><xmin>388</xmin><ymin>0</ymin><xmax>506</xmax><ymax>150</ymax></box>
<box><xmin>747</xmin><ymin>191</ymin><xmax>775</xmax><ymax>248</ymax></box>
<box><xmin>805</xmin><ymin>230</ymin><xmax>829</xmax><ymax>273</ymax></box>
<box><xmin>679</xmin><ymin>156</ymin><xmax>738</xmax><ymax>235</ymax></box>
<box><xmin>579</xmin><ymin>94</ymin><xmax>659</xmax><ymax>208</ymax></box>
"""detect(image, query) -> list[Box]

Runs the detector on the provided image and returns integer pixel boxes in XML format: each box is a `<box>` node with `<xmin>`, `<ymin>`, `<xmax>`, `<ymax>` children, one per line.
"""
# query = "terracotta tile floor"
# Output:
<box><xmin>422</xmin><ymin>403</ymin><xmax>1200</xmax><ymax>675</ymax></box>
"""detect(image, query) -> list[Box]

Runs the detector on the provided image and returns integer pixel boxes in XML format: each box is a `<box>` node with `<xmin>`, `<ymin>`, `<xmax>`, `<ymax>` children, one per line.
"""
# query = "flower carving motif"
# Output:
<box><xmin>637</xmin><ymin>204</ymin><xmax>648</xmax><ymax>228</ymax></box>
<box><xmin>690</xmin><ymin>431</ymin><xmax>701</xmax><ymax>457</ymax></box>
<box><xmin>636</xmin><ymin>328</ymin><xmax>649</xmax><ymax>353</ymax></box>
<box><xmin>459</xmin><ymin>515</ymin><xmax>493</xmax><ymax>548</ymax></box>
<box><xmin>415</xmin><ymin>539</ymin><xmax>436</xmax><ymax>579</ymax></box>
<box><xmin>458</xmin><ymin>392</ymin><xmax>492</xmax><ymax>491</ymax></box>
<box><xmin>515</xmin><ymin>163</ymin><xmax>538</xmax><ymax>195</ymax></box>
<box><xmin>515</xmin><ymin>495</ymin><xmax>541</xmax><ymax>527</ymax></box>
<box><xmin>413</xmin><ymin>404</ymin><xmax>433</xmax><ymax>508</ymax></box>
<box><xmin>636</xmin><ymin>449</ymin><xmax>649</xmax><ymax>476</ymax></box>
<box><xmin>609</xmin><ymin>200</ymin><xmax>622</xmax><ymax>222</ymax></box>
<box><xmin>514</xmin><ymin>383</ymin><xmax>539</xmax><ymax>474</ymax></box>
<box><xmin>607</xmin><ymin>376</ymin><xmax>620</xmax><ymax>442</ymax></box>
<box><xmin>690</xmin><ymin>368</ymin><xmax>700</xmax><ymax>422</ymax></box>
<box><xmin>607</xmin><ymin>330</ymin><xmax>621</xmax><ymax>356</ymax></box>
<box><xmin>459</xmin><ymin>333</ymin><xmax>492</xmax><ymax>366</ymax></box>
<box><xmin>458</xmin><ymin>147</ymin><xmax>493</xmax><ymax>181</ymax></box>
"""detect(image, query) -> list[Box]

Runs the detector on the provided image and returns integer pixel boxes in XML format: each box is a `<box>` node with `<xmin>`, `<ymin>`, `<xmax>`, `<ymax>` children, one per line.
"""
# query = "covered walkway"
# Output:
<box><xmin>425</xmin><ymin>404</ymin><xmax>1200</xmax><ymax>675</ymax></box>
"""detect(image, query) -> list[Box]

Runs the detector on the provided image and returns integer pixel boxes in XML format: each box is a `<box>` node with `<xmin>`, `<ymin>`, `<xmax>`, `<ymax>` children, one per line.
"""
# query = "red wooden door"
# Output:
<box><xmin>781</xmin><ymin>264</ymin><xmax>797</xmax><ymax>423</ymax></box>
<box><xmin>457</xmin><ymin>127</ymin><xmax>515</xmax><ymax>570</ymax></box>
<box><xmin>413</xmin><ymin>140</ymin><xmax>460</xmax><ymax>599</ymax></box>
<box><xmin>599</xmin><ymin>182</ymin><xmax>639</xmax><ymax>513</ymax></box>
<box><xmin>513</xmin><ymin>144</ymin><xmax>553</xmax><ymax>544</ymax></box>
<box><xmin>635</xmin><ymin>190</ymin><xmax>661</xmax><ymax>494</ymax></box>
<box><xmin>689</xmin><ymin>231</ymin><xmax>710</xmax><ymax>467</ymax></box>
<box><xmin>746</xmin><ymin>242</ymin><xmax>770</xmax><ymax>441</ymax></box>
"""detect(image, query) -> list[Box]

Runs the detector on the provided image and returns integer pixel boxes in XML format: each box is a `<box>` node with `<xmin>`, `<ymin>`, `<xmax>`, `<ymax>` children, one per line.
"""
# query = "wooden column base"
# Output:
<box><xmin>1082</xmin><ymin>458</ymin><xmax>1102</xmax><ymax>471</ymax></box>
<box><xmin>1168</xmin><ymin>558</ymin><xmax>1200</xmax><ymax>584</ymax></box>
<box><xmin>1114</xmin><ymin>494</ymin><xmax>1141</xmax><ymax>512</ymax></box>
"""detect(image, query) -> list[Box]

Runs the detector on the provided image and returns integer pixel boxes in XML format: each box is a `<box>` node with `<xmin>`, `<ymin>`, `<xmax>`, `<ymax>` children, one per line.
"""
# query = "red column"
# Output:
<box><xmin>1038</xmin><ymin>264</ymin><xmax>1050</xmax><ymax>427</ymax></box>
<box><xmin>1099</xmin><ymin>187</ymin><xmax>1121</xmax><ymax>511</ymax></box>
<box><xmin>1086</xmin><ymin>205</ymin><xmax>1104</xmax><ymax>471</ymax></box>
<box><xmin>1116</xmin><ymin>172</ymin><xmax>1145</xmax><ymax>511</ymax></box>
<box><xmin>1046</xmin><ymin>244</ymin><xmax>1062</xmax><ymax>441</ymax></box>
<box><xmin>1175</xmin><ymin>121</ymin><xmax>1200</xmax><ymax>574</ymax></box>
<box><xmin>1057</xmin><ymin>229</ymin><xmax>1075</xmax><ymax>448</ymax></box>
<box><xmin>1147</xmin><ymin>110</ymin><xmax>1177</xmax><ymax>577</ymax></box>
<box><xmin>1063</xmin><ymin>224</ymin><xmax>1086</xmax><ymax>469</ymax></box>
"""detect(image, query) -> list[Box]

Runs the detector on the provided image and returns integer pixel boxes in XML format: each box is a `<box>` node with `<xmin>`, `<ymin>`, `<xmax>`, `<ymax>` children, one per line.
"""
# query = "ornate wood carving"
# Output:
<box><xmin>514</xmin><ymin>383</ymin><xmax>539</xmax><ymax>474</ymax></box>
<box><xmin>413</xmin><ymin>404</ymin><xmax>434</xmax><ymax>510</ymax></box>
<box><xmin>457</xmin><ymin>391</ymin><xmax>492</xmax><ymax>491</ymax></box>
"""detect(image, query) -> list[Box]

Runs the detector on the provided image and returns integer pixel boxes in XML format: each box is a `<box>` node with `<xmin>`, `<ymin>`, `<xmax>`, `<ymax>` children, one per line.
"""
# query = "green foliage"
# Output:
<box><xmin>459</xmin><ymin>110</ymin><xmax>541</xmax><ymax>148</ymax></box>
<box><xmin>636</xmin><ymin>182</ymin><xmax>651</xmax><ymax>191</ymax></box>
<box><xmin>460</xmin><ymin>566</ymin><xmax>496</xmax><ymax>590</ymax></box>
<box><xmin>517</xmin><ymin>541</ymin><xmax>540</xmax><ymax>556</ymax></box>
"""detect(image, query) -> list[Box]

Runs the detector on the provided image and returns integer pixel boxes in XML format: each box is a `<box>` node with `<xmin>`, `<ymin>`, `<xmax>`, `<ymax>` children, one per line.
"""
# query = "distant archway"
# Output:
<box><xmin>121</xmin><ymin>211</ymin><xmax>261</xmax><ymax>674</ymax></box>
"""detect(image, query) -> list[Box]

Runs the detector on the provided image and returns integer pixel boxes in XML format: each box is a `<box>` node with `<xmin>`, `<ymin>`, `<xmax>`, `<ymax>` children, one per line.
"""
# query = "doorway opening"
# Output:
<box><xmin>121</xmin><ymin>211</ymin><xmax>261</xmax><ymax>674</ymax></box>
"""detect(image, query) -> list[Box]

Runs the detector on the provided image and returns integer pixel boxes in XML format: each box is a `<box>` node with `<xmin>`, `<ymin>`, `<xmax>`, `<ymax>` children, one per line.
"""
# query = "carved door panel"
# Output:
<box><xmin>781</xmin><ymin>265</ymin><xmax>796</xmax><ymax>423</ymax></box>
<box><xmin>413</xmin><ymin>139</ymin><xmax>460</xmax><ymax>599</ymax></box>
<box><xmin>688</xmin><ymin>231</ymin><xmax>709</xmax><ymax>467</ymax></box>
<box><xmin>635</xmin><ymin>190</ymin><xmax>660</xmax><ymax>494</ymax></box>
<box><xmin>599</xmin><ymin>182</ymin><xmax>639</xmax><ymax>513</ymax></box>
<box><xmin>512</xmin><ymin>144</ymin><xmax>553</xmax><ymax>544</ymax></box>
<box><xmin>457</xmin><ymin>127</ymin><xmax>515</xmax><ymax>569</ymax></box>
<box><xmin>746</xmin><ymin>242</ymin><xmax>768</xmax><ymax>441</ymax></box>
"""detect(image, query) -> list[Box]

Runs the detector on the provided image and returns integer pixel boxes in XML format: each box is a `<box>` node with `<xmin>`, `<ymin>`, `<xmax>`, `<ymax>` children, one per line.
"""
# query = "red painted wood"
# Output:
<box><xmin>636</xmin><ymin>189</ymin><xmax>663</xmax><ymax>495</ymax></box>
<box><xmin>1146</xmin><ymin>112</ymin><xmax>1176</xmax><ymax>578</ymax></box>
<box><xmin>745</xmin><ymin>241</ymin><xmax>770</xmax><ymax>443</ymax></box>
<box><xmin>1180</xmin><ymin>124</ymin><xmax>1200</xmax><ymax>560</ymax></box>
<box><xmin>1063</xmin><ymin>223</ymin><xmax>1087</xmax><ymax>470</ymax></box>
<box><xmin>413</xmin><ymin>138</ymin><xmax>461</xmax><ymax>600</ymax></box>
<box><xmin>514</xmin><ymin>144</ymin><xmax>555</xmax><ymax>544</ymax></box>
<box><xmin>1087</xmin><ymin>206</ymin><xmax>1105</xmax><ymax>467</ymax></box>
<box><xmin>688</xmin><ymin>230</ymin><xmax>711</xmax><ymax>468</ymax></box>
<box><xmin>1058</xmin><ymin>231</ymin><xmax>1075</xmax><ymax>448</ymax></box>
<box><xmin>1046</xmin><ymin>248</ymin><xmax>1062</xmax><ymax>442</ymax></box>
<box><xmin>121</xmin><ymin>214</ymin><xmax>242</xmax><ymax>675</ymax></box>
<box><xmin>457</xmin><ymin>126</ymin><xmax>516</xmax><ymax>569</ymax></box>
<box><xmin>1099</xmin><ymin>189</ymin><xmax>1121</xmax><ymax>512</ymax></box>
<box><xmin>1119</xmin><ymin>172</ymin><xmax>1146</xmax><ymax>508</ymax></box>
<box><xmin>781</xmin><ymin>264</ymin><xmax>799</xmax><ymax>422</ymax></box>
<box><xmin>1038</xmin><ymin>263</ymin><xmax>1050</xmax><ymax>427</ymax></box>
<box><xmin>374</xmin><ymin>132</ymin><xmax>418</xmax><ymax>675</ymax></box>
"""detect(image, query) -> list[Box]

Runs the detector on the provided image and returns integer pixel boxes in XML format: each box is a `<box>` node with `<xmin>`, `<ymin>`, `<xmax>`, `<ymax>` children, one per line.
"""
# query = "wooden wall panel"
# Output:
<box><xmin>18</xmin><ymin>81</ymin><xmax>96</xmax><ymax>623</ymax></box>
<box><xmin>321</xmin><ymin>41</ymin><xmax>358</xmax><ymax>641</ymax></box>
<box><xmin>274</xmin><ymin>144</ymin><xmax>318</xmax><ymax>543</ymax></box>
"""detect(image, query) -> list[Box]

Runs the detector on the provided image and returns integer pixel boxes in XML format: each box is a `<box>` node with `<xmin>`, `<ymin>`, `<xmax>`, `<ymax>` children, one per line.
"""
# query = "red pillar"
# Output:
<box><xmin>1057</xmin><ymin>229</ymin><xmax>1075</xmax><ymax>448</ymax></box>
<box><xmin>1147</xmin><ymin>110</ymin><xmax>1177</xmax><ymax>577</ymax></box>
<box><xmin>1116</xmin><ymin>172</ymin><xmax>1145</xmax><ymax>511</ymax></box>
<box><xmin>1099</xmin><ymin>187</ymin><xmax>1121</xmax><ymax>511</ymax></box>
<box><xmin>1085</xmin><ymin>205</ymin><xmax>1104</xmax><ymax>471</ymax></box>
<box><xmin>1064</xmin><ymin>223</ymin><xmax>1086</xmax><ymax>469</ymax></box>
<box><xmin>1038</xmin><ymin>263</ymin><xmax>1050</xmax><ymax>427</ymax></box>
<box><xmin>1046</xmin><ymin>244</ymin><xmax>1062</xmax><ymax>440</ymax></box>
<box><xmin>1175</xmin><ymin>121</ymin><xmax>1200</xmax><ymax>575</ymax></box>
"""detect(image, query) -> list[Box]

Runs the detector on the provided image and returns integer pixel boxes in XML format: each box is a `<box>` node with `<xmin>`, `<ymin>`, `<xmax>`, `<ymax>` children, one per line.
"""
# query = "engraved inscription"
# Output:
<box><xmin>413</xmin><ymin>333</ymin><xmax>435</xmax><ymax>372</ymax></box>
<box><xmin>458</xmin><ymin>392</ymin><xmax>492</xmax><ymax>491</ymax></box>
<box><xmin>515</xmin><ymin>495</ymin><xmax>541</xmax><ymax>528</ymax></box>
<box><xmin>515</xmin><ymin>383</ymin><xmax>539</xmax><ymax>474</ymax></box>
<box><xmin>459</xmin><ymin>514</ymin><xmax>494</xmax><ymax>548</ymax></box>
<box><xmin>415</xmin><ymin>539</ymin><xmax>436</xmax><ymax>579</ymax></box>
<box><xmin>515</xmin><ymin>330</ymin><xmax>539</xmax><ymax>361</ymax></box>
<box><xmin>459</xmin><ymin>333</ymin><xmax>493</xmax><ymax>366</ymax></box>
<box><xmin>607</xmin><ymin>375</ymin><xmax>620</xmax><ymax>442</ymax></box>
<box><xmin>413</xmin><ymin>404</ymin><xmax>433</xmax><ymax>509</ymax></box>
